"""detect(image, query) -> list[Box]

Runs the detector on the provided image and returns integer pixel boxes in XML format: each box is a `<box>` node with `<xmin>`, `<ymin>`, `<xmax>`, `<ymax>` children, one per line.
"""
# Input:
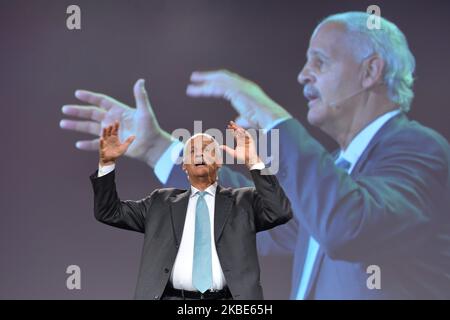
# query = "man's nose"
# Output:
<box><xmin>298</xmin><ymin>65</ymin><xmax>314</xmax><ymax>85</ymax></box>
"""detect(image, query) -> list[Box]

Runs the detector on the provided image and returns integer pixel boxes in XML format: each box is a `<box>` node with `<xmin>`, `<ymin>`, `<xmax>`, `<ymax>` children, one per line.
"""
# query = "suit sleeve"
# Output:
<box><xmin>256</xmin><ymin>218</ymin><xmax>299</xmax><ymax>256</ymax></box>
<box><xmin>250</xmin><ymin>169</ymin><xmax>293</xmax><ymax>232</ymax></box>
<box><xmin>90</xmin><ymin>169</ymin><xmax>158</xmax><ymax>233</ymax></box>
<box><xmin>275</xmin><ymin>118</ymin><xmax>449</xmax><ymax>261</ymax></box>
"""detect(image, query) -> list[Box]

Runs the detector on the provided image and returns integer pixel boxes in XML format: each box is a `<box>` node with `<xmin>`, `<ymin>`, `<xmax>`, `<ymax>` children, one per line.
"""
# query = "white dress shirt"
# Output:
<box><xmin>170</xmin><ymin>182</ymin><xmax>226</xmax><ymax>291</ymax></box>
<box><xmin>97</xmin><ymin>161</ymin><xmax>265</xmax><ymax>291</ymax></box>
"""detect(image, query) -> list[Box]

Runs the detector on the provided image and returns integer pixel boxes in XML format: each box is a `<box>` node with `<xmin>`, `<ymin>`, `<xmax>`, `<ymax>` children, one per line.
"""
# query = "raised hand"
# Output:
<box><xmin>99</xmin><ymin>121</ymin><xmax>135</xmax><ymax>166</ymax></box>
<box><xmin>220</xmin><ymin>121</ymin><xmax>262</xmax><ymax>169</ymax></box>
<box><xmin>186</xmin><ymin>70</ymin><xmax>291</xmax><ymax>129</ymax></box>
<box><xmin>60</xmin><ymin>79</ymin><xmax>173</xmax><ymax>167</ymax></box>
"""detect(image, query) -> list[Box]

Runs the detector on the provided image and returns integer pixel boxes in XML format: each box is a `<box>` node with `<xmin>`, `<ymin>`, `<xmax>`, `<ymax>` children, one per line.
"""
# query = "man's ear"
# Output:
<box><xmin>182</xmin><ymin>162</ymin><xmax>187</xmax><ymax>172</ymax></box>
<box><xmin>362</xmin><ymin>55</ymin><xmax>385</xmax><ymax>88</ymax></box>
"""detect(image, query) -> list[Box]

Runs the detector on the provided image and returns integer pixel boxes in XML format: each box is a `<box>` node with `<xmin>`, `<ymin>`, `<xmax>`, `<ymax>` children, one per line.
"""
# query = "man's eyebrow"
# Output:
<box><xmin>307</xmin><ymin>49</ymin><xmax>330</xmax><ymax>61</ymax></box>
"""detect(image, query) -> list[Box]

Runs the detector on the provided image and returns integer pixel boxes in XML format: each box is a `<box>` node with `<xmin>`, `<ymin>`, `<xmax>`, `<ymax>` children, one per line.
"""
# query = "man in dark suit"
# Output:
<box><xmin>90</xmin><ymin>120</ymin><xmax>292</xmax><ymax>300</ymax></box>
<box><xmin>182</xmin><ymin>12</ymin><xmax>450</xmax><ymax>299</ymax></box>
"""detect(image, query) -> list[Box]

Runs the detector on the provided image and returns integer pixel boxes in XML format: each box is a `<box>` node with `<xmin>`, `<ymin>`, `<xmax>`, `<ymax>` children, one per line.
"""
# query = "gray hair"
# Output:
<box><xmin>314</xmin><ymin>12</ymin><xmax>416</xmax><ymax>112</ymax></box>
<box><xmin>182</xmin><ymin>133</ymin><xmax>222</xmax><ymax>163</ymax></box>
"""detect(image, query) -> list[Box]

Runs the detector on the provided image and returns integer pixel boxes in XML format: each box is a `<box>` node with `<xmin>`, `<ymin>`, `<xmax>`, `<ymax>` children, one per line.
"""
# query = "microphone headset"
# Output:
<box><xmin>325</xmin><ymin>86</ymin><xmax>370</xmax><ymax>109</ymax></box>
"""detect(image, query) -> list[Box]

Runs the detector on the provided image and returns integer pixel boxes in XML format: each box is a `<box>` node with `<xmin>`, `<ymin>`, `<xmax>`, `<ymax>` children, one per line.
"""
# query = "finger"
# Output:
<box><xmin>112</xmin><ymin>120</ymin><xmax>119</xmax><ymax>136</ymax></box>
<box><xmin>133</xmin><ymin>79</ymin><xmax>155</xmax><ymax>115</ymax></box>
<box><xmin>123</xmin><ymin>135</ymin><xmax>136</xmax><ymax>147</ymax></box>
<box><xmin>229</xmin><ymin>120</ymin><xmax>241</xmax><ymax>131</ymax></box>
<box><xmin>219</xmin><ymin>145</ymin><xmax>237</xmax><ymax>159</ymax></box>
<box><xmin>228</xmin><ymin>121</ymin><xmax>243</xmax><ymax>136</ymax></box>
<box><xmin>235</xmin><ymin>126</ymin><xmax>246</xmax><ymax>135</ymax></box>
<box><xmin>75</xmin><ymin>138</ymin><xmax>100</xmax><ymax>151</ymax></box>
<box><xmin>74</xmin><ymin>90</ymin><xmax>121</xmax><ymax>110</ymax></box>
<box><xmin>119</xmin><ymin>136</ymin><xmax>135</xmax><ymax>154</ymax></box>
<box><xmin>61</xmin><ymin>105</ymin><xmax>106</xmax><ymax>122</ymax></box>
<box><xmin>234</xmin><ymin>116</ymin><xmax>254</xmax><ymax>129</ymax></box>
<box><xmin>102</xmin><ymin>127</ymin><xmax>107</xmax><ymax>138</ymax></box>
<box><xmin>190</xmin><ymin>70</ymin><xmax>230</xmax><ymax>83</ymax></box>
<box><xmin>106</xmin><ymin>124</ymin><xmax>113</xmax><ymax>137</ymax></box>
<box><xmin>186</xmin><ymin>83</ymin><xmax>225</xmax><ymax>97</ymax></box>
<box><xmin>226</xmin><ymin>122</ymin><xmax>238</xmax><ymax>140</ymax></box>
<box><xmin>59</xmin><ymin>119</ymin><xmax>101</xmax><ymax>136</ymax></box>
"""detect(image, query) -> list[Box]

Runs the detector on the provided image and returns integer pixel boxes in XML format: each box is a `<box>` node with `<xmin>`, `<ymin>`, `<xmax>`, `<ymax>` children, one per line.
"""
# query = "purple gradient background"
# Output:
<box><xmin>1</xmin><ymin>0</ymin><xmax>449</xmax><ymax>299</ymax></box>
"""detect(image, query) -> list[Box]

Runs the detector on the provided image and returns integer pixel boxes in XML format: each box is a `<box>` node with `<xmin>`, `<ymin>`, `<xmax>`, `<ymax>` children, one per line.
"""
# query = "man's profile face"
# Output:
<box><xmin>182</xmin><ymin>135</ymin><xmax>221</xmax><ymax>181</ymax></box>
<box><xmin>298</xmin><ymin>22</ymin><xmax>365</xmax><ymax>130</ymax></box>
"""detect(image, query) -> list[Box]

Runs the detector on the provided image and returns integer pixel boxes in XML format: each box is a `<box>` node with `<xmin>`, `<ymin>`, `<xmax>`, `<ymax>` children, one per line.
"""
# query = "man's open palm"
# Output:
<box><xmin>99</xmin><ymin>121</ymin><xmax>135</xmax><ymax>166</ymax></box>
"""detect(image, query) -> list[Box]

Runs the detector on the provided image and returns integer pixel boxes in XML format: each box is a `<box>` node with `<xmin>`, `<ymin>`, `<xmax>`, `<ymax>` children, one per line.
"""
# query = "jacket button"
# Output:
<box><xmin>154</xmin><ymin>295</ymin><xmax>159</xmax><ymax>300</ymax></box>
<box><xmin>164</xmin><ymin>268</ymin><xmax>169</xmax><ymax>273</ymax></box>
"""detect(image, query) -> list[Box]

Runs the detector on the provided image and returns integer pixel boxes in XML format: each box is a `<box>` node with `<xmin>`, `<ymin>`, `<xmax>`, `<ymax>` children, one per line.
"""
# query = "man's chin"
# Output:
<box><xmin>307</xmin><ymin>108</ymin><xmax>325</xmax><ymax>127</ymax></box>
<box><xmin>191</xmin><ymin>166</ymin><xmax>212</xmax><ymax>176</ymax></box>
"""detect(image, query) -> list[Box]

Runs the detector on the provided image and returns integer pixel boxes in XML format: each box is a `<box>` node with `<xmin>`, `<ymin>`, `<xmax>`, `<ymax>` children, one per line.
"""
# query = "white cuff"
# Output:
<box><xmin>250</xmin><ymin>162</ymin><xmax>265</xmax><ymax>170</ymax></box>
<box><xmin>98</xmin><ymin>163</ymin><xmax>115</xmax><ymax>177</ymax></box>
<box><xmin>263</xmin><ymin>116</ymin><xmax>292</xmax><ymax>134</ymax></box>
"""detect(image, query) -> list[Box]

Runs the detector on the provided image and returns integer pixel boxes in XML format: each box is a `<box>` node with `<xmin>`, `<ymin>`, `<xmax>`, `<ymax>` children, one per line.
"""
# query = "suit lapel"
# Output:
<box><xmin>351</xmin><ymin>113</ymin><xmax>406</xmax><ymax>177</ymax></box>
<box><xmin>169</xmin><ymin>190</ymin><xmax>191</xmax><ymax>246</ymax></box>
<box><xmin>214</xmin><ymin>185</ymin><xmax>233</xmax><ymax>243</ymax></box>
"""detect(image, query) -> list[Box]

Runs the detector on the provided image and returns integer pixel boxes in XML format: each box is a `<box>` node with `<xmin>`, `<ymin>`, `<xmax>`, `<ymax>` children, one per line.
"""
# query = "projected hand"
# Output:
<box><xmin>60</xmin><ymin>79</ymin><xmax>172</xmax><ymax>167</ymax></box>
<box><xmin>186</xmin><ymin>69</ymin><xmax>291</xmax><ymax>129</ymax></box>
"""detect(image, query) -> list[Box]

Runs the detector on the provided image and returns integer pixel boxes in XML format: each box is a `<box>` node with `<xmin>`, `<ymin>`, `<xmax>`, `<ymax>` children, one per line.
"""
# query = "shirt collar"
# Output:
<box><xmin>339</xmin><ymin>109</ymin><xmax>401</xmax><ymax>171</ymax></box>
<box><xmin>190</xmin><ymin>182</ymin><xmax>218</xmax><ymax>198</ymax></box>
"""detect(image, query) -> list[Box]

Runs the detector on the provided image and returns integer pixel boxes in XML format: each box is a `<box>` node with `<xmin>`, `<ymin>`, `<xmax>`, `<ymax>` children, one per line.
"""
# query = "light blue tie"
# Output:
<box><xmin>296</xmin><ymin>156</ymin><xmax>351</xmax><ymax>300</ymax></box>
<box><xmin>192</xmin><ymin>191</ymin><xmax>213</xmax><ymax>293</ymax></box>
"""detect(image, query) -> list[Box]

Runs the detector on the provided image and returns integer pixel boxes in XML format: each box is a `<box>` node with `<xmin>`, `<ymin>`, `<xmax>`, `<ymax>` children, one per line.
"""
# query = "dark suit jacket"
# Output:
<box><xmin>167</xmin><ymin>114</ymin><xmax>450</xmax><ymax>299</ymax></box>
<box><xmin>90</xmin><ymin>169</ymin><xmax>292</xmax><ymax>300</ymax></box>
